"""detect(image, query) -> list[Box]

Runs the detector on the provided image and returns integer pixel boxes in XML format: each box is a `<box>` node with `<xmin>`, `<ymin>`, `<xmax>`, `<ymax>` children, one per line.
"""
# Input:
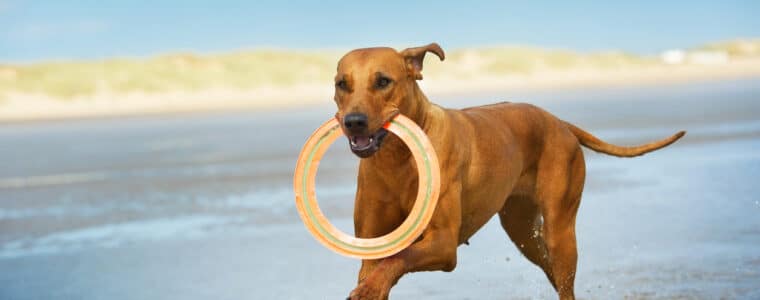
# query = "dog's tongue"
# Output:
<box><xmin>353</xmin><ymin>136</ymin><xmax>371</xmax><ymax>148</ymax></box>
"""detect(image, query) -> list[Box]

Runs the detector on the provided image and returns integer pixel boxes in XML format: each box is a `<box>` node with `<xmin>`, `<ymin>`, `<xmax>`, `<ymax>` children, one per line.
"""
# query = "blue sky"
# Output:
<box><xmin>1</xmin><ymin>0</ymin><xmax>758</xmax><ymax>62</ymax></box>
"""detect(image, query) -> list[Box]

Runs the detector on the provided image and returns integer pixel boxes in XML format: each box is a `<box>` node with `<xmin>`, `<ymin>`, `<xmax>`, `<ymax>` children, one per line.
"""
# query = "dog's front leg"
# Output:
<box><xmin>349</xmin><ymin>189</ymin><xmax>461</xmax><ymax>300</ymax></box>
<box><xmin>348</xmin><ymin>227</ymin><xmax>459</xmax><ymax>300</ymax></box>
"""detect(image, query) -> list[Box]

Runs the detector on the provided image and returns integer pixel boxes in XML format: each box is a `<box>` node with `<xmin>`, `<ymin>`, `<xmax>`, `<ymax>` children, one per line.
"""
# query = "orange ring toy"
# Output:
<box><xmin>293</xmin><ymin>114</ymin><xmax>441</xmax><ymax>259</ymax></box>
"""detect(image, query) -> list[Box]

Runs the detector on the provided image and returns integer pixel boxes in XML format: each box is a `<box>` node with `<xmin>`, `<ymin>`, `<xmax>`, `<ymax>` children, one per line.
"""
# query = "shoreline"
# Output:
<box><xmin>2</xmin><ymin>59</ymin><xmax>760</xmax><ymax>123</ymax></box>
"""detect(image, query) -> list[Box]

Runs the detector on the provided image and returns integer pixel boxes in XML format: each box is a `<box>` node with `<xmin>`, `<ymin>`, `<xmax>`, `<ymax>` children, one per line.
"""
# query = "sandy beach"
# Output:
<box><xmin>1</xmin><ymin>77</ymin><xmax>759</xmax><ymax>299</ymax></box>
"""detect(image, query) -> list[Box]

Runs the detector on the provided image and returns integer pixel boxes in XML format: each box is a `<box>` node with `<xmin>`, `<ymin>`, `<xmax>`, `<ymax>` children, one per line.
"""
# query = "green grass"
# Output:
<box><xmin>0</xmin><ymin>39</ymin><xmax>756</xmax><ymax>100</ymax></box>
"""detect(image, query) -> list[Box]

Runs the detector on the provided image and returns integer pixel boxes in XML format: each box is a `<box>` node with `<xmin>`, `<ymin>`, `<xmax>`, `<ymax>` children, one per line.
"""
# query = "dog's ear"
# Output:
<box><xmin>400</xmin><ymin>43</ymin><xmax>445</xmax><ymax>80</ymax></box>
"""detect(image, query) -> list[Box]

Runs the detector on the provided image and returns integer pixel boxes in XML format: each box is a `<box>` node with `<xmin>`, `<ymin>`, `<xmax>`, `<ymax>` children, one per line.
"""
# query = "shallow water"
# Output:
<box><xmin>1</xmin><ymin>78</ymin><xmax>759</xmax><ymax>299</ymax></box>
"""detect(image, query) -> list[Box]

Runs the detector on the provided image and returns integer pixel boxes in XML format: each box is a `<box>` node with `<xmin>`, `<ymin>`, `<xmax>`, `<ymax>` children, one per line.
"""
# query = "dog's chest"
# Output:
<box><xmin>362</xmin><ymin>159</ymin><xmax>419</xmax><ymax>212</ymax></box>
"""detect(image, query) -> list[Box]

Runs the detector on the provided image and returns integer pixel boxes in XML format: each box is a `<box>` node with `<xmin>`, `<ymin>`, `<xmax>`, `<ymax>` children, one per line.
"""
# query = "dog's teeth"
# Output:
<box><xmin>369</xmin><ymin>137</ymin><xmax>374</xmax><ymax>143</ymax></box>
<box><xmin>350</xmin><ymin>139</ymin><xmax>357</xmax><ymax>146</ymax></box>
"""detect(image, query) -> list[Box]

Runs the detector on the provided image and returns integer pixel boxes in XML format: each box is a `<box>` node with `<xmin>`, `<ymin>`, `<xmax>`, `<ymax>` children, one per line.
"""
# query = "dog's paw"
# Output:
<box><xmin>347</xmin><ymin>281</ymin><xmax>388</xmax><ymax>300</ymax></box>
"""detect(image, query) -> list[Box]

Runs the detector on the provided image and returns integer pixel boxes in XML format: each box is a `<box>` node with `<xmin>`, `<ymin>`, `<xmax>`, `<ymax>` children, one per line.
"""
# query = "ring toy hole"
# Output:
<box><xmin>293</xmin><ymin>114</ymin><xmax>441</xmax><ymax>259</ymax></box>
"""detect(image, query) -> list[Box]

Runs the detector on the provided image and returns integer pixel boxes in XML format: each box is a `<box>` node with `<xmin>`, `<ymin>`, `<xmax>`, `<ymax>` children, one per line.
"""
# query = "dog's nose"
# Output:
<box><xmin>343</xmin><ymin>113</ymin><xmax>368</xmax><ymax>133</ymax></box>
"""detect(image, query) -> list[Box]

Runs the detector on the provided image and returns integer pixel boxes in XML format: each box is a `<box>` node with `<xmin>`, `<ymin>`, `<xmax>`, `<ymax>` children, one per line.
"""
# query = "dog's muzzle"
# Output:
<box><xmin>348</xmin><ymin>128</ymin><xmax>389</xmax><ymax>158</ymax></box>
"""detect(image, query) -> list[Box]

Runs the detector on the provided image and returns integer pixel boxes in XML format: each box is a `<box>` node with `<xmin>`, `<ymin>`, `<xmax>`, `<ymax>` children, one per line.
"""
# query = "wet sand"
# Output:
<box><xmin>1</xmin><ymin>78</ymin><xmax>759</xmax><ymax>299</ymax></box>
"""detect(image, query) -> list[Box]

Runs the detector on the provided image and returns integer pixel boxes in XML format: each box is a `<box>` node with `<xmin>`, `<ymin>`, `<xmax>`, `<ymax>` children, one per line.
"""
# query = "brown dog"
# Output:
<box><xmin>333</xmin><ymin>43</ymin><xmax>685</xmax><ymax>300</ymax></box>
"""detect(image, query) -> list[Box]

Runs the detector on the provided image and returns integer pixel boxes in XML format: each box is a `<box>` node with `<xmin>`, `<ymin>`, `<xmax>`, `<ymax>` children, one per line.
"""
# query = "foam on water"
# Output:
<box><xmin>0</xmin><ymin>215</ymin><xmax>241</xmax><ymax>259</ymax></box>
<box><xmin>0</xmin><ymin>183</ymin><xmax>356</xmax><ymax>259</ymax></box>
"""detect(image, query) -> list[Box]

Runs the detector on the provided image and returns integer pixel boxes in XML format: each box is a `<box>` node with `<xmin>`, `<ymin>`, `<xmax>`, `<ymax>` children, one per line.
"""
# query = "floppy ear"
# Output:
<box><xmin>400</xmin><ymin>43</ymin><xmax>445</xmax><ymax>80</ymax></box>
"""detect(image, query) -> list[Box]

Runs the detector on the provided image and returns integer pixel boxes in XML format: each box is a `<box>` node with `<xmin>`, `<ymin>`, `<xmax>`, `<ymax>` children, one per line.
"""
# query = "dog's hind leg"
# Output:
<box><xmin>535</xmin><ymin>146</ymin><xmax>585</xmax><ymax>300</ymax></box>
<box><xmin>499</xmin><ymin>195</ymin><xmax>551</xmax><ymax>270</ymax></box>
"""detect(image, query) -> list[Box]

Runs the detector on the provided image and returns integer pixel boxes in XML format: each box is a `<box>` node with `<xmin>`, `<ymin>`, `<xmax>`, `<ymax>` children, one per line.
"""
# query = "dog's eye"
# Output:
<box><xmin>375</xmin><ymin>76</ymin><xmax>392</xmax><ymax>89</ymax></box>
<box><xmin>336</xmin><ymin>80</ymin><xmax>348</xmax><ymax>91</ymax></box>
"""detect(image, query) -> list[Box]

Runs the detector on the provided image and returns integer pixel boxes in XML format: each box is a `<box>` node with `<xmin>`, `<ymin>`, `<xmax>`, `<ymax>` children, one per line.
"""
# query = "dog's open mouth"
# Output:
<box><xmin>348</xmin><ymin>128</ymin><xmax>389</xmax><ymax>158</ymax></box>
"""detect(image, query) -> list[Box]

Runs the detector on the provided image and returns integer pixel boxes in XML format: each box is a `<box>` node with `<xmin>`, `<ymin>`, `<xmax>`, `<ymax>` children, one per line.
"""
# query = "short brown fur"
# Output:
<box><xmin>333</xmin><ymin>43</ymin><xmax>685</xmax><ymax>300</ymax></box>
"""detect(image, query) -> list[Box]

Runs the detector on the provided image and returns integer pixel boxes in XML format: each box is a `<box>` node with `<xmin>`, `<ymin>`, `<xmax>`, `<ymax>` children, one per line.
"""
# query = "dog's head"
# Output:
<box><xmin>333</xmin><ymin>43</ymin><xmax>445</xmax><ymax>158</ymax></box>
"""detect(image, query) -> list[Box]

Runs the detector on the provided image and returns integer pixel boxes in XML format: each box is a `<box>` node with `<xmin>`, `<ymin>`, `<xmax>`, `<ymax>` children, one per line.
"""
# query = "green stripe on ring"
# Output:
<box><xmin>300</xmin><ymin>119</ymin><xmax>434</xmax><ymax>252</ymax></box>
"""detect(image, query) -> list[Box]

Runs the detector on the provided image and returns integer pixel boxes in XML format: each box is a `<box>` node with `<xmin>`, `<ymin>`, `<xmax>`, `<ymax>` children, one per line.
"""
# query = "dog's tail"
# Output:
<box><xmin>563</xmin><ymin>121</ymin><xmax>686</xmax><ymax>157</ymax></box>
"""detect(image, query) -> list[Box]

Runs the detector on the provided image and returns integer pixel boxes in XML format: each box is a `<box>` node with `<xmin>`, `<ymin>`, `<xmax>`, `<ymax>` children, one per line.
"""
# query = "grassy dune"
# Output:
<box><xmin>2</xmin><ymin>40</ymin><xmax>759</xmax><ymax>100</ymax></box>
<box><xmin>0</xmin><ymin>50</ymin><xmax>342</xmax><ymax>100</ymax></box>
<box><xmin>0</xmin><ymin>47</ymin><xmax>656</xmax><ymax>100</ymax></box>
<box><xmin>0</xmin><ymin>39</ymin><xmax>759</xmax><ymax>120</ymax></box>
<box><xmin>0</xmin><ymin>47</ymin><xmax>688</xmax><ymax>100</ymax></box>
<box><xmin>697</xmin><ymin>39</ymin><xmax>760</xmax><ymax>57</ymax></box>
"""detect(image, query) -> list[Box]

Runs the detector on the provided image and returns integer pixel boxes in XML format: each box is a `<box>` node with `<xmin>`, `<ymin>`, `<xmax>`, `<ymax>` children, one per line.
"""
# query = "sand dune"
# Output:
<box><xmin>1</xmin><ymin>40</ymin><xmax>759</xmax><ymax>122</ymax></box>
